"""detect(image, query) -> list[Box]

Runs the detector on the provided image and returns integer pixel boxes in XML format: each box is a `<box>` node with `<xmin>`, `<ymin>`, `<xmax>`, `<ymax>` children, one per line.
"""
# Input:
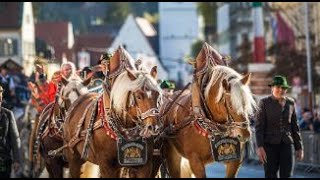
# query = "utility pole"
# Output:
<box><xmin>304</xmin><ymin>2</ymin><xmax>313</xmax><ymax>112</ymax></box>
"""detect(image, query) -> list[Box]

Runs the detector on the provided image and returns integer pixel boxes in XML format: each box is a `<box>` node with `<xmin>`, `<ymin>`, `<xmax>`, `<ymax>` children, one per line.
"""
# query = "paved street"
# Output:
<box><xmin>206</xmin><ymin>161</ymin><xmax>320</xmax><ymax>178</ymax></box>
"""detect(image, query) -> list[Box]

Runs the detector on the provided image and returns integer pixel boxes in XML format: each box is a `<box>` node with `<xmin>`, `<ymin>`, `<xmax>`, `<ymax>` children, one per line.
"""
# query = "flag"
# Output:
<box><xmin>252</xmin><ymin>2</ymin><xmax>266</xmax><ymax>63</ymax></box>
<box><xmin>274</xmin><ymin>11</ymin><xmax>296</xmax><ymax>49</ymax></box>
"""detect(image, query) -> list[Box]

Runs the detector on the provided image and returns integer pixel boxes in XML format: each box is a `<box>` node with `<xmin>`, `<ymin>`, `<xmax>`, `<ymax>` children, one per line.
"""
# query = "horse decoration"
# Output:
<box><xmin>158</xmin><ymin>43</ymin><xmax>257</xmax><ymax>178</ymax></box>
<box><xmin>61</xmin><ymin>63</ymin><xmax>162</xmax><ymax>178</ymax></box>
<box><xmin>31</xmin><ymin>75</ymin><xmax>91</xmax><ymax>178</ymax></box>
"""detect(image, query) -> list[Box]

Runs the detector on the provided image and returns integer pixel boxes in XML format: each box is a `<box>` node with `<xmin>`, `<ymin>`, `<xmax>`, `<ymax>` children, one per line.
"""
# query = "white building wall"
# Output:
<box><xmin>217</xmin><ymin>4</ymin><xmax>230</xmax><ymax>55</ymax></box>
<box><xmin>110</xmin><ymin>15</ymin><xmax>168</xmax><ymax>80</ymax></box>
<box><xmin>159</xmin><ymin>2</ymin><xmax>199</xmax><ymax>85</ymax></box>
<box><xmin>21</xmin><ymin>2</ymin><xmax>35</xmax><ymax>76</ymax></box>
<box><xmin>0</xmin><ymin>31</ymin><xmax>21</xmax><ymax>65</ymax></box>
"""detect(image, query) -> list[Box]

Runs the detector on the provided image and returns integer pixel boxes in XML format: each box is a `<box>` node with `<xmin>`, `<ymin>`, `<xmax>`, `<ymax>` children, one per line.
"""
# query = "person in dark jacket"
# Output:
<box><xmin>0</xmin><ymin>85</ymin><xmax>21</xmax><ymax>177</ymax></box>
<box><xmin>255</xmin><ymin>75</ymin><xmax>303</xmax><ymax>178</ymax></box>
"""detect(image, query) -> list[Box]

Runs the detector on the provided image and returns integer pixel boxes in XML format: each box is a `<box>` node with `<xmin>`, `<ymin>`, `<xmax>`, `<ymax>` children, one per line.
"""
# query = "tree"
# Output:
<box><xmin>268</xmin><ymin>43</ymin><xmax>320</xmax><ymax>93</ymax></box>
<box><xmin>104</xmin><ymin>2</ymin><xmax>132</xmax><ymax>25</ymax></box>
<box><xmin>143</xmin><ymin>12</ymin><xmax>159</xmax><ymax>24</ymax></box>
<box><xmin>32</xmin><ymin>2</ymin><xmax>43</xmax><ymax>22</ymax></box>
<box><xmin>230</xmin><ymin>34</ymin><xmax>252</xmax><ymax>73</ymax></box>
<box><xmin>196</xmin><ymin>2</ymin><xmax>218</xmax><ymax>42</ymax></box>
<box><xmin>190</xmin><ymin>39</ymin><xmax>204</xmax><ymax>59</ymax></box>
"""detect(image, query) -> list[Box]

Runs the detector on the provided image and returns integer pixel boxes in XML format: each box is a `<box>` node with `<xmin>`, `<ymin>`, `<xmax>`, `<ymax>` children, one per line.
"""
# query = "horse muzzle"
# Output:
<box><xmin>139</xmin><ymin>123</ymin><xmax>160</xmax><ymax>138</ymax></box>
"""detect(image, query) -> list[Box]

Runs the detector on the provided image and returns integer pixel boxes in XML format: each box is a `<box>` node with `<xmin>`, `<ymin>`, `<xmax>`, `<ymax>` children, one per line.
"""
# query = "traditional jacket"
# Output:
<box><xmin>255</xmin><ymin>95</ymin><xmax>303</xmax><ymax>150</ymax></box>
<box><xmin>0</xmin><ymin>107</ymin><xmax>21</xmax><ymax>162</ymax></box>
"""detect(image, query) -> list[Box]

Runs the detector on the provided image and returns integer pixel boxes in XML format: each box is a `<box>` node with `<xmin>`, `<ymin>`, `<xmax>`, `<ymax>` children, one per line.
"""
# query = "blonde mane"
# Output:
<box><xmin>204</xmin><ymin>65</ymin><xmax>257</xmax><ymax>116</ymax></box>
<box><xmin>110</xmin><ymin>70</ymin><xmax>162</xmax><ymax>115</ymax></box>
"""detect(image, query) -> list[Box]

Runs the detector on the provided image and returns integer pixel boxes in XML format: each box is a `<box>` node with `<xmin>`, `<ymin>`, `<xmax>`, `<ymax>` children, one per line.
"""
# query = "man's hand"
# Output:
<box><xmin>296</xmin><ymin>149</ymin><xmax>304</xmax><ymax>161</ymax></box>
<box><xmin>12</xmin><ymin>162</ymin><xmax>20</xmax><ymax>172</ymax></box>
<box><xmin>35</xmin><ymin>64</ymin><xmax>44</xmax><ymax>74</ymax></box>
<box><xmin>257</xmin><ymin>146</ymin><xmax>267</xmax><ymax>164</ymax></box>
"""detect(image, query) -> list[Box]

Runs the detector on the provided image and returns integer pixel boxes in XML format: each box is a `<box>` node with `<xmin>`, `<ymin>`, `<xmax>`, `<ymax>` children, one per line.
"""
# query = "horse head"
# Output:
<box><xmin>193</xmin><ymin>42</ymin><xmax>228</xmax><ymax>74</ymax></box>
<box><xmin>204</xmin><ymin>65</ymin><xmax>257</xmax><ymax>142</ymax></box>
<box><xmin>59</xmin><ymin>75</ymin><xmax>91</xmax><ymax>110</ymax></box>
<box><xmin>110</xmin><ymin>66</ymin><xmax>162</xmax><ymax>139</ymax></box>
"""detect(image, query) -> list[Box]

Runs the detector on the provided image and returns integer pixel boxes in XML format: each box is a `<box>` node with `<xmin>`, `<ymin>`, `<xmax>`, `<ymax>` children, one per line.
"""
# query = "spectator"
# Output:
<box><xmin>0</xmin><ymin>66</ymin><xmax>16</xmax><ymax>110</ymax></box>
<box><xmin>0</xmin><ymin>85</ymin><xmax>21</xmax><ymax>177</ymax></box>
<box><xmin>299</xmin><ymin>111</ymin><xmax>314</xmax><ymax>131</ymax></box>
<box><xmin>313</xmin><ymin>111</ymin><xmax>320</xmax><ymax>133</ymax></box>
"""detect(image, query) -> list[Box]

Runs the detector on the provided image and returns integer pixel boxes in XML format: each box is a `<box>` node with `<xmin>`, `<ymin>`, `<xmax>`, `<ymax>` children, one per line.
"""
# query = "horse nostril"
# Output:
<box><xmin>147</xmin><ymin>125</ymin><xmax>154</xmax><ymax>131</ymax></box>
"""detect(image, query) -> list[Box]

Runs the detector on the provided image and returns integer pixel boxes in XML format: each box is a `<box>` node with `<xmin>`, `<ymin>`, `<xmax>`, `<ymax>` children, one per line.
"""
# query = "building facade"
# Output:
<box><xmin>0</xmin><ymin>2</ymin><xmax>35</xmax><ymax>76</ymax></box>
<box><xmin>159</xmin><ymin>2</ymin><xmax>199</xmax><ymax>86</ymax></box>
<box><xmin>110</xmin><ymin>14</ymin><xmax>168</xmax><ymax>80</ymax></box>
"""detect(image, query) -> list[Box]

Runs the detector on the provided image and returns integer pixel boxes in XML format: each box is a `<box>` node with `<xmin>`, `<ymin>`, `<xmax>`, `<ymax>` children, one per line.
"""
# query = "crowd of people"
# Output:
<box><xmin>297</xmin><ymin>107</ymin><xmax>320</xmax><ymax>133</ymax></box>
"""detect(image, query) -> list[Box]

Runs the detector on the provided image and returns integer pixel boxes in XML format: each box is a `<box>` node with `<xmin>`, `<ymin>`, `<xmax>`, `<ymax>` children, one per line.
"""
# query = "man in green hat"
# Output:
<box><xmin>0</xmin><ymin>85</ymin><xmax>21</xmax><ymax>177</ymax></box>
<box><xmin>255</xmin><ymin>75</ymin><xmax>303</xmax><ymax>178</ymax></box>
<box><xmin>160</xmin><ymin>80</ymin><xmax>175</xmax><ymax>97</ymax></box>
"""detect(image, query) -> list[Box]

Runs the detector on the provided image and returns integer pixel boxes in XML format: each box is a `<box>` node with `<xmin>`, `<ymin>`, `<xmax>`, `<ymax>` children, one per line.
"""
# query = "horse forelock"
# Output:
<box><xmin>204</xmin><ymin>66</ymin><xmax>257</xmax><ymax>116</ymax></box>
<box><xmin>59</xmin><ymin>77</ymin><xmax>89</xmax><ymax>105</ymax></box>
<box><xmin>110</xmin><ymin>71</ymin><xmax>161</xmax><ymax>115</ymax></box>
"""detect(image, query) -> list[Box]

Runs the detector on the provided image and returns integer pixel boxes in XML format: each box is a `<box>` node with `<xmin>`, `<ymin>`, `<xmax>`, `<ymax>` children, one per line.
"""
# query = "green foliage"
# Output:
<box><xmin>143</xmin><ymin>12</ymin><xmax>159</xmax><ymax>24</ymax></box>
<box><xmin>104</xmin><ymin>2</ymin><xmax>132</xmax><ymax>25</ymax></box>
<box><xmin>191</xmin><ymin>39</ymin><xmax>204</xmax><ymax>59</ymax></box>
<box><xmin>268</xmin><ymin>43</ymin><xmax>320</xmax><ymax>93</ymax></box>
<box><xmin>230</xmin><ymin>34</ymin><xmax>252</xmax><ymax>73</ymax></box>
<box><xmin>196</xmin><ymin>2</ymin><xmax>217</xmax><ymax>31</ymax></box>
<box><xmin>32</xmin><ymin>2</ymin><xmax>43</xmax><ymax>21</ymax></box>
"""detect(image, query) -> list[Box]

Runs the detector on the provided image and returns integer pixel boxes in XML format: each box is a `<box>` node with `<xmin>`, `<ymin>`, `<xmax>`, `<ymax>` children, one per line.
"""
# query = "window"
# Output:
<box><xmin>0</xmin><ymin>38</ymin><xmax>18</xmax><ymax>56</ymax></box>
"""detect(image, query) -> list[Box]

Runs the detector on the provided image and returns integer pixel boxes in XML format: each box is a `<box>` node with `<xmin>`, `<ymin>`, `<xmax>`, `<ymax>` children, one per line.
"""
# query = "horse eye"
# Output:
<box><xmin>136</xmin><ymin>93</ymin><xmax>143</xmax><ymax>100</ymax></box>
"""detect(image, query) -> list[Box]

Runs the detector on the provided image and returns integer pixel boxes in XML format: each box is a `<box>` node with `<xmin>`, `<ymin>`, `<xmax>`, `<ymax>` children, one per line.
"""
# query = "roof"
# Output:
<box><xmin>35</xmin><ymin>21</ymin><xmax>73</xmax><ymax>62</ymax></box>
<box><xmin>74</xmin><ymin>33</ymin><xmax>114</xmax><ymax>66</ymax></box>
<box><xmin>0</xmin><ymin>2</ymin><xmax>23</xmax><ymax>29</ymax></box>
<box><xmin>135</xmin><ymin>17</ymin><xmax>157</xmax><ymax>37</ymax></box>
<box><xmin>87</xmin><ymin>24</ymin><xmax>122</xmax><ymax>38</ymax></box>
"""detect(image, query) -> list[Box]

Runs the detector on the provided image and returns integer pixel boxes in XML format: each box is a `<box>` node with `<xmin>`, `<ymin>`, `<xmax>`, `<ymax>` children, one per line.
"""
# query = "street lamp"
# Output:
<box><xmin>304</xmin><ymin>2</ymin><xmax>313</xmax><ymax>112</ymax></box>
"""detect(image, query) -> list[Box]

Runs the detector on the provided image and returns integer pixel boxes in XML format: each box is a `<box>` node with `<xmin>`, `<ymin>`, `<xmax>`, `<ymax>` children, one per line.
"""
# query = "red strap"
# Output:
<box><xmin>98</xmin><ymin>96</ymin><xmax>117</xmax><ymax>140</ymax></box>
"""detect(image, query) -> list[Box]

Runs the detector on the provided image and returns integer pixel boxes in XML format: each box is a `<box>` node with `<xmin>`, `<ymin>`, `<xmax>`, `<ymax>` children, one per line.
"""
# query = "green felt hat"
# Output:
<box><xmin>268</xmin><ymin>75</ymin><xmax>291</xmax><ymax>89</ymax></box>
<box><xmin>160</xmin><ymin>80</ymin><xmax>175</xmax><ymax>89</ymax></box>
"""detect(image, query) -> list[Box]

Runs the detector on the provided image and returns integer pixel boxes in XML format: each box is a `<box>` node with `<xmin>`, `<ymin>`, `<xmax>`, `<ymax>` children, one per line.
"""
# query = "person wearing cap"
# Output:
<box><xmin>255</xmin><ymin>75</ymin><xmax>303</xmax><ymax>178</ymax></box>
<box><xmin>96</xmin><ymin>52</ymin><xmax>113</xmax><ymax>80</ymax></box>
<box><xmin>0</xmin><ymin>85</ymin><xmax>21</xmax><ymax>177</ymax></box>
<box><xmin>160</xmin><ymin>80</ymin><xmax>175</xmax><ymax>97</ymax></box>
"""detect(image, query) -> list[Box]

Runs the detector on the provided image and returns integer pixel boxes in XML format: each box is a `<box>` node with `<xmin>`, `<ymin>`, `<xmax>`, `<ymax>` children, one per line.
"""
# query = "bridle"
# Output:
<box><xmin>194</xmin><ymin>71</ymin><xmax>249</xmax><ymax>141</ymax></box>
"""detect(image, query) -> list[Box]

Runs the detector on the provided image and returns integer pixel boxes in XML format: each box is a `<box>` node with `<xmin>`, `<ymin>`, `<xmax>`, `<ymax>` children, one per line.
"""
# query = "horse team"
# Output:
<box><xmin>27</xmin><ymin>42</ymin><xmax>257</xmax><ymax>178</ymax></box>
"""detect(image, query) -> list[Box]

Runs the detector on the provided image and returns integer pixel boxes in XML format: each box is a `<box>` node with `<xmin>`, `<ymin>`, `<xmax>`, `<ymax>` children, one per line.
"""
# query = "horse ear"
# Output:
<box><xmin>126</xmin><ymin>68</ymin><xmax>137</xmax><ymax>81</ymax></box>
<box><xmin>194</xmin><ymin>44</ymin><xmax>206</xmax><ymax>72</ymax></box>
<box><xmin>150</xmin><ymin>66</ymin><xmax>157</xmax><ymax>79</ymax></box>
<box><xmin>222</xmin><ymin>79</ymin><xmax>231</xmax><ymax>92</ymax></box>
<box><xmin>82</xmin><ymin>76</ymin><xmax>92</xmax><ymax>86</ymax></box>
<box><xmin>240</xmin><ymin>73</ymin><xmax>251</xmax><ymax>85</ymax></box>
<box><xmin>61</xmin><ymin>76</ymin><xmax>69</xmax><ymax>86</ymax></box>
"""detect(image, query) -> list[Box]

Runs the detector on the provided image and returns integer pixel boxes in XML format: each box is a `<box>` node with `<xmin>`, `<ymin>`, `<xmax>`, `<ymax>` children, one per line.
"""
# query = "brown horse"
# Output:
<box><xmin>32</xmin><ymin>76</ymin><xmax>91</xmax><ymax>178</ymax></box>
<box><xmin>62</xmin><ymin>66</ymin><xmax>162</xmax><ymax>178</ymax></box>
<box><xmin>159</xmin><ymin>44</ymin><xmax>257</xmax><ymax>178</ymax></box>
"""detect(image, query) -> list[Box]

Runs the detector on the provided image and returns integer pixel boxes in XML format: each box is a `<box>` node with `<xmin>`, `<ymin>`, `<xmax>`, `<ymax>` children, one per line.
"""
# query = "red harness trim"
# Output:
<box><xmin>98</xmin><ymin>96</ymin><xmax>117</xmax><ymax>140</ymax></box>
<box><xmin>193</xmin><ymin>120</ymin><xmax>209</xmax><ymax>138</ymax></box>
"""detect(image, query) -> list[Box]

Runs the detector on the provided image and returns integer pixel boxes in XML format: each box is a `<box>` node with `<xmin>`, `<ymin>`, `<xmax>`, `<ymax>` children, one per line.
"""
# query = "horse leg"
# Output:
<box><xmin>98</xmin><ymin>165</ymin><xmax>118</xmax><ymax>178</ymax></box>
<box><xmin>45</xmin><ymin>158</ymin><xmax>64</xmax><ymax>178</ymax></box>
<box><xmin>28</xmin><ymin>116</ymin><xmax>39</xmax><ymax>176</ymax></box>
<box><xmin>64</xmin><ymin>148</ymin><xmax>83</xmax><ymax>178</ymax></box>
<box><xmin>224</xmin><ymin>159</ymin><xmax>242</xmax><ymax>178</ymax></box>
<box><xmin>188</xmin><ymin>154</ymin><xmax>206</xmax><ymax>178</ymax></box>
<box><xmin>165</xmin><ymin>144</ymin><xmax>183</xmax><ymax>178</ymax></box>
<box><xmin>80</xmin><ymin>161</ymin><xmax>100</xmax><ymax>178</ymax></box>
